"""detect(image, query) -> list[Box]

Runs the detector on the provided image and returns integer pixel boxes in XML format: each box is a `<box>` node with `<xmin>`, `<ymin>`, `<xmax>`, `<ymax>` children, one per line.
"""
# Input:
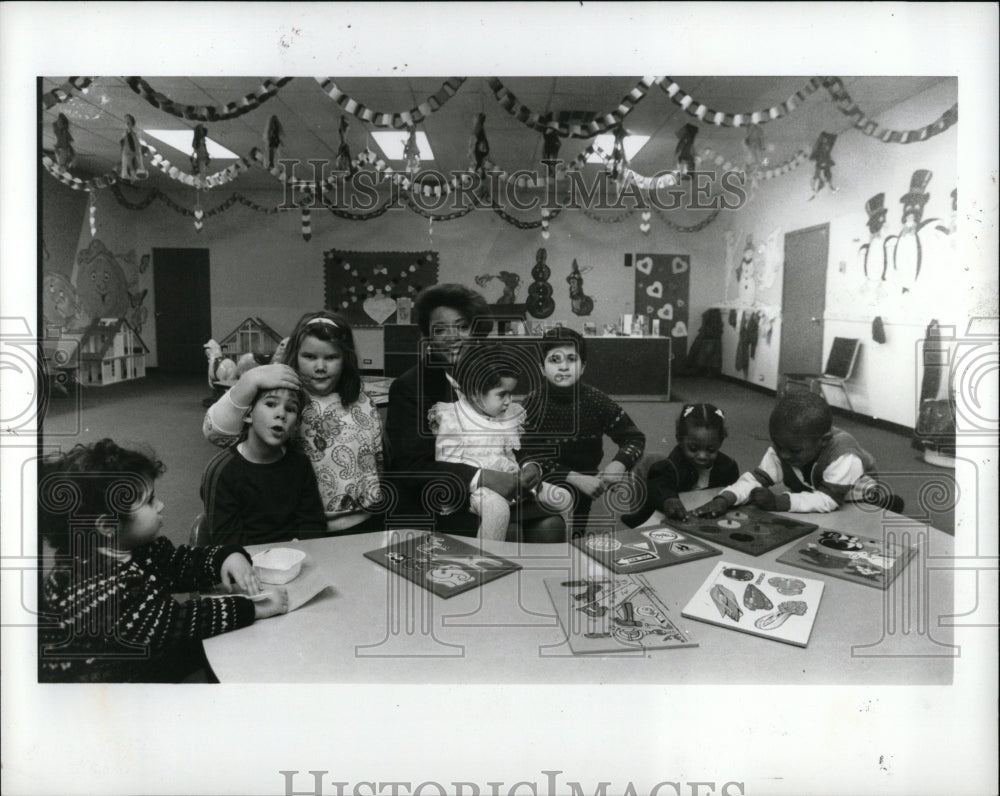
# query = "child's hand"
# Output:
<box><xmin>568</xmin><ymin>472</ymin><xmax>606</xmax><ymax>499</ymax></box>
<box><xmin>661</xmin><ymin>498</ymin><xmax>688</xmax><ymax>520</ymax></box>
<box><xmin>691</xmin><ymin>495</ymin><xmax>733</xmax><ymax>518</ymax></box>
<box><xmin>245</xmin><ymin>363</ymin><xmax>300</xmax><ymax>392</ymax></box>
<box><xmin>220</xmin><ymin>553</ymin><xmax>261</xmax><ymax>595</ymax></box>
<box><xmin>518</xmin><ymin>462</ymin><xmax>542</xmax><ymax>492</ymax></box>
<box><xmin>253</xmin><ymin>588</ymin><xmax>289</xmax><ymax>619</ymax></box>
<box><xmin>749</xmin><ymin>487</ymin><xmax>777</xmax><ymax>511</ymax></box>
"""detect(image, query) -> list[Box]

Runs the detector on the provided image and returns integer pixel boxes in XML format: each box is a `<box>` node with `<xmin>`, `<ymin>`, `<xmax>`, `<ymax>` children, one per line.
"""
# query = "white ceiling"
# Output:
<box><xmin>41</xmin><ymin>75</ymin><xmax>952</xmax><ymax>193</ymax></box>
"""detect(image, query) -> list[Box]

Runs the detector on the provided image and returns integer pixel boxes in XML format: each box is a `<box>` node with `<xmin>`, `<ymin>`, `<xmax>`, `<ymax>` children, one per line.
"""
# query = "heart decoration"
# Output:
<box><xmin>635</xmin><ymin>256</ymin><xmax>653</xmax><ymax>275</ymax></box>
<box><xmin>657</xmin><ymin>303</ymin><xmax>674</xmax><ymax>321</ymax></box>
<box><xmin>671</xmin><ymin>256</ymin><xmax>689</xmax><ymax>274</ymax></box>
<box><xmin>363</xmin><ymin>294</ymin><xmax>397</xmax><ymax>325</ymax></box>
<box><xmin>640</xmin><ymin>210</ymin><xmax>652</xmax><ymax>235</ymax></box>
<box><xmin>671</xmin><ymin>321</ymin><xmax>688</xmax><ymax>337</ymax></box>
<box><xmin>646</xmin><ymin>281</ymin><xmax>663</xmax><ymax>299</ymax></box>
<box><xmin>194</xmin><ymin>208</ymin><xmax>205</xmax><ymax>221</ymax></box>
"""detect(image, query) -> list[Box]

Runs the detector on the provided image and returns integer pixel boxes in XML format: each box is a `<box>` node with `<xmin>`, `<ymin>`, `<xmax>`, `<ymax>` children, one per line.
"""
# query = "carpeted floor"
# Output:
<box><xmin>40</xmin><ymin>371</ymin><xmax>956</xmax><ymax>546</ymax></box>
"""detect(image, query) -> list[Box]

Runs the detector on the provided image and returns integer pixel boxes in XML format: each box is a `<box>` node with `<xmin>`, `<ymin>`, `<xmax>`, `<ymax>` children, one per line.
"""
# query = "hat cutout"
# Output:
<box><xmin>901</xmin><ymin>169</ymin><xmax>933</xmax><ymax>207</ymax></box>
<box><xmin>865</xmin><ymin>193</ymin><xmax>888</xmax><ymax>233</ymax></box>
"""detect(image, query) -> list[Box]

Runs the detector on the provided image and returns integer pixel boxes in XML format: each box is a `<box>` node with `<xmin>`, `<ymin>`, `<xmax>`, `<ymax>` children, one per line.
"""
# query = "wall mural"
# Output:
<box><xmin>474</xmin><ymin>270</ymin><xmax>521</xmax><ymax>305</ymax></box>
<box><xmin>525</xmin><ymin>248</ymin><xmax>555</xmax><ymax>319</ymax></box>
<box><xmin>323</xmin><ymin>249</ymin><xmax>439</xmax><ymax>326</ymax></box>
<box><xmin>632</xmin><ymin>253</ymin><xmax>690</xmax><ymax>360</ymax></box>
<box><xmin>566</xmin><ymin>259</ymin><xmax>595</xmax><ymax>316</ymax></box>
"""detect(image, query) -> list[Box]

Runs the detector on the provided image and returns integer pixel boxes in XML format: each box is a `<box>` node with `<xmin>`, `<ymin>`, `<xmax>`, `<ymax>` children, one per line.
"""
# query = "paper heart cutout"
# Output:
<box><xmin>641</xmin><ymin>211</ymin><xmax>652</xmax><ymax>222</ymax></box>
<box><xmin>194</xmin><ymin>208</ymin><xmax>205</xmax><ymax>221</ymax></box>
<box><xmin>363</xmin><ymin>294</ymin><xmax>397</xmax><ymax>325</ymax></box>
<box><xmin>671</xmin><ymin>257</ymin><xmax>688</xmax><ymax>274</ymax></box>
<box><xmin>657</xmin><ymin>303</ymin><xmax>673</xmax><ymax>321</ymax></box>
<box><xmin>635</xmin><ymin>256</ymin><xmax>653</xmax><ymax>275</ymax></box>
<box><xmin>646</xmin><ymin>281</ymin><xmax>663</xmax><ymax>299</ymax></box>
<box><xmin>671</xmin><ymin>321</ymin><xmax>688</xmax><ymax>337</ymax></box>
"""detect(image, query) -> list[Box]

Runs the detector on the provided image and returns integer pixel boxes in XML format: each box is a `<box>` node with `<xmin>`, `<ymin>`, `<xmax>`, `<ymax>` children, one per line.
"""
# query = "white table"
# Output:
<box><xmin>203</xmin><ymin>492</ymin><xmax>955</xmax><ymax>683</ymax></box>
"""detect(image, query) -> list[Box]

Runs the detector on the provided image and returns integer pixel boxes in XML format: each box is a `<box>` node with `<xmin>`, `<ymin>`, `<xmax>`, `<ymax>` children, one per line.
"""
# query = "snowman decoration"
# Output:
<box><xmin>737</xmin><ymin>234</ymin><xmax>757</xmax><ymax>306</ymax></box>
<box><xmin>858</xmin><ymin>192</ymin><xmax>890</xmax><ymax>283</ymax></box>
<box><xmin>885</xmin><ymin>169</ymin><xmax>938</xmax><ymax>293</ymax></box>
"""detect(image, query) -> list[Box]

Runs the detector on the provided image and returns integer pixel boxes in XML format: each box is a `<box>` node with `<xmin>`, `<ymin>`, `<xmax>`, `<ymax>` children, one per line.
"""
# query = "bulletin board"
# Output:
<box><xmin>632</xmin><ymin>253</ymin><xmax>690</xmax><ymax>360</ymax></box>
<box><xmin>323</xmin><ymin>250</ymin><xmax>440</xmax><ymax>327</ymax></box>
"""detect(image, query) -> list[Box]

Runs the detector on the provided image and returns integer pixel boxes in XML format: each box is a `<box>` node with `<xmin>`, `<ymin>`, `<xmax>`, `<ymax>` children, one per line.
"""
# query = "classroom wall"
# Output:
<box><xmin>698</xmin><ymin>79</ymin><xmax>963</xmax><ymax>427</ymax></box>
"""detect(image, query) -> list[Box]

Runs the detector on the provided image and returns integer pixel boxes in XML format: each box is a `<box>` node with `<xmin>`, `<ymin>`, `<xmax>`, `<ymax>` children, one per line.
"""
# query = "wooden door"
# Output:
<box><xmin>779</xmin><ymin>224</ymin><xmax>829</xmax><ymax>374</ymax></box>
<box><xmin>152</xmin><ymin>248</ymin><xmax>211</xmax><ymax>375</ymax></box>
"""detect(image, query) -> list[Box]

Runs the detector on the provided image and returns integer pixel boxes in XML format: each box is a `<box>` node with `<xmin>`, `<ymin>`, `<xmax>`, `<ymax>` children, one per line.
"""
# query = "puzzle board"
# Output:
<box><xmin>572</xmin><ymin>525</ymin><xmax>720</xmax><ymax>573</ymax></box>
<box><xmin>663</xmin><ymin>505</ymin><xmax>818</xmax><ymax>556</ymax></box>
<box><xmin>681</xmin><ymin>561</ymin><xmax>824</xmax><ymax>647</ymax></box>
<box><xmin>776</xmin><ymin>528</ymin><xmax>918</xmax><ymax>589</ymax></box>
<box><xmin>363</xmin><ymin>532</ymin><xmax>521</xmax><ymax>598</ymax></box>
<box><xmin>544</xmin><ymin>575</ymin><xmax>697</xmax><ymax>654</ymax></box>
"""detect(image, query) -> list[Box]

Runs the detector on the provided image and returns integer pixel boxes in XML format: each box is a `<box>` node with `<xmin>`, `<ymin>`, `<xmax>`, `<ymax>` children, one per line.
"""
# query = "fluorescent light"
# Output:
<box><xmin>586</xmin><ymin>134</ymin><xmax>650</xmax><ymax>163</ymax></box>
<box><xmin>371</xmin><ymin>131</ymin><xmax>435</xmax><ymax>161</ymax></box>
<box><xmin>143</xmin><ymin>129</ymin><xmax>239</xmax><ymax>159</ymax></box>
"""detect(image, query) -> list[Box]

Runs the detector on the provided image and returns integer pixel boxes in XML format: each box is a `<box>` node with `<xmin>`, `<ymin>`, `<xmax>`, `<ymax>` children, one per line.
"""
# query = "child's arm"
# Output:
<box><xmin>692</xmin><ymin>449</ymin><xmax>784</xmax><ymax>516</ymax></box>
<box><xmin>142</xmin><ymin>536</ymin><xmax>250</xmax><ymax>592</ymax></box>
<box><xmin>599</xmin><ymin>396</ymin><xmax>646</xmax><ymax>478</ymax></box>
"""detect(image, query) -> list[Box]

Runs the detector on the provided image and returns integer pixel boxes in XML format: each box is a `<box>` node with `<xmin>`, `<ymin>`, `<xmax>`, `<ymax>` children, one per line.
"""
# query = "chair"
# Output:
<box><xmin>188</xmin><ymin>513</ymin><xmax>206</xmax><ymax>547</ymax></box>
<box><xmin>781</xmin><ymin>337</ymin><xmax>861</xmax><ymax>412</ymax></box>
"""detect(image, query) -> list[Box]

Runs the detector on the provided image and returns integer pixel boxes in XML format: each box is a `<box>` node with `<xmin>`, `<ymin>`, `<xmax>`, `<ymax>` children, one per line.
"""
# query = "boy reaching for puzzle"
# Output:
<box><xmin>692</xmin><ymin>391</ymin><xmax>883</xmax><ymax>517</ymax></box>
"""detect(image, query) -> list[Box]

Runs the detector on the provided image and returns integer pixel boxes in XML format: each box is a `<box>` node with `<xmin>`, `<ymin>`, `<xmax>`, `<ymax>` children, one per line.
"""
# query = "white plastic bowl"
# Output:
<box><xmin>252</xmin><ymin>547</ymin><xmax>306</xmax><ymax>584</ymax></box>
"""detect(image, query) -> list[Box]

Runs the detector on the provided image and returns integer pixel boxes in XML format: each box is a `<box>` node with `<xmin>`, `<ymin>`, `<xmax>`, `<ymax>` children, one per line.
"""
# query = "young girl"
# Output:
<box><xmin>203</xmin><ymin>311</ymin><xmax>384</xmax><ymax>533</ymax></box>
<box><xmin>428</xmin><ymin>342</ymin><xmax>572</xmax><ymax>540</ymax></box>
<box><xmin>38</xmin><ymin>439</ymin><xmax>287</xmax><ymax>683</ymax></box>
<box><xmin>620</xmin><ymin>403</ymin><xmax>740</xmax><ymax>527</ymax></box>
<box><xmin>201</xmin><ymin>384</ymin><xmax>327</xmax><ymax>546</ymax></box>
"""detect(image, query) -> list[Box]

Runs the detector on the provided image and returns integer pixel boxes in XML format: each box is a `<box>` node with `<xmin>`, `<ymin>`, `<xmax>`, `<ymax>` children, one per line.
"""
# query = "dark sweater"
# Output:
<box><xmin>201</xmin><ymin>446</ymin><xmax>327</xmax><ymax>546</ymax></box>
<box><xmin>39</xmin><ymin>537</ymin><xmax>255</xmax><ymax>683</ymax></box>
<box><xmin>519</xmin><ymin>382</ymin><xmax>646</xmax><ymax>476</ymax></box>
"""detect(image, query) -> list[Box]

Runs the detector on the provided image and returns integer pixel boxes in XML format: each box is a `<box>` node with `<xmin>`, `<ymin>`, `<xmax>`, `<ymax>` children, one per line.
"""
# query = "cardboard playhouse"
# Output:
<box><xmin>73</xmin><ymin>317</ymin><xmax>149</xmax><ymax>386</ymax></box>
<box><xmin>218</xmin><ymin>317</ymin><xmax>283</xmax><ymax>361</ymax></box>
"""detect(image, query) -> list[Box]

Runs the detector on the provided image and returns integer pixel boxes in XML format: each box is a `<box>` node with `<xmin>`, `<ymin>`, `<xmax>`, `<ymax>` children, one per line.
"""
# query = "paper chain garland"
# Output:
<box><xmin>41</xmin><ymin>77</ymin><xmax>95</xmax><ymax>110</ymax></box>
<box><xmin>123</xmin><ymin>76</ymin><xmax>293</xmax><ymax>121</ymax></box>
<box><xmin>487</xmin><ymin>76</ymin><xmax>662</xmax><ymax>138</ymax></box>
<box><xmin>315</xmin><ymin>77</ymin><xmax>467</xmax><ymax>128</ymax></box>
<box><xmin>821</xmin><ymin>77</ymin><xmax>958</xmax><ymax>143</ymax></box>
<box><xmin>658</xmin><ymin>77</ymin><xmax>825</xmax><ymax>128</ymax></box>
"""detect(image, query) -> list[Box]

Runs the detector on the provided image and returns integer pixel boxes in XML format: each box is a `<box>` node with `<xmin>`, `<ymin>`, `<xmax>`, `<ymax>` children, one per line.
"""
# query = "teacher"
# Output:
<box><xmin>384</xmin><ymin>284</ymin><xmax>566</xmax><ymax>541</ymax></box>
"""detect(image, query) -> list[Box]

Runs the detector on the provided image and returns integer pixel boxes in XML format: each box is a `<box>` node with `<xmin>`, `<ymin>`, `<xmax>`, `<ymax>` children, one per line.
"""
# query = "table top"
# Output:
<box><xmin>202</xmin><ymin>492</ymin><xmax>955</xmax><ymax>684</ymax></box>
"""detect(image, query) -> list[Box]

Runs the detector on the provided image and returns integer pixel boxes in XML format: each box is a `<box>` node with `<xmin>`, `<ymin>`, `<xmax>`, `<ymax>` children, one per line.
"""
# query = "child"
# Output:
<box><xmin>37</xmin><ymin>439</ymin><xmax>287</xmax><ymax>683</ymax></box>
<box><xmin>201</xmin><ymin>384</ymin><xmax>327</xmax><ymax>546</ymax></box>
<box><xmin>203</xmin><ymin>311</ymin><xmax>384</xmax><ymax>534</ymax></box>
<box><xmin>693</xmin><ymin>390</ymin><xmax>879</xmax><ymax>517</ymax></box>
<box><xmin>620</xmin><ymin>403</ymin><xmax>740</xmax><ymax>527</ymax></box>
<box><xmin>428</xmin><ymin>342</ymin><xmax>572</xmax><ymax>540</ymax></box>
<box><xmin>520</xmin><ymin>328</ymin><xmax>646</xmax><ymax>532</ymax></box>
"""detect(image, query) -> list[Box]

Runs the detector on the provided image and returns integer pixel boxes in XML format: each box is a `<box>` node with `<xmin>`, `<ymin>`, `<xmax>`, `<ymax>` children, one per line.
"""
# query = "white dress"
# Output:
<box><xmin>427</xmin><ymin>397</ymin><xmax>525</xmax><ymax>473</ymax></box>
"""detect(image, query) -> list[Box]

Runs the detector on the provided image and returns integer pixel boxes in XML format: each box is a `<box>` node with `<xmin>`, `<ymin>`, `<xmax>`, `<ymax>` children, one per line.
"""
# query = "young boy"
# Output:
<box><xmin>520</xmin><ymin>328</ymin><xmax>646</xmax><ymax>533</ymax></box>
<box><xmin>693</xmin><ymin>390</ymin><xmax>879</xmax><ymax>516</ymax></box>
<box><xmin>201</xmin><ymin>385</ymin><xmax>327</xmax><ymax>546</ymax></box>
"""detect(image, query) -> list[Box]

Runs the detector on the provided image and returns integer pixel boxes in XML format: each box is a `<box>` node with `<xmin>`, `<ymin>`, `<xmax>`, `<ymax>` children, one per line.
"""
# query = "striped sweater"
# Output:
<box><xmin>39</xmin><ymin>537</ymin><xmax>256</xmax><ymax>682</ymax></box>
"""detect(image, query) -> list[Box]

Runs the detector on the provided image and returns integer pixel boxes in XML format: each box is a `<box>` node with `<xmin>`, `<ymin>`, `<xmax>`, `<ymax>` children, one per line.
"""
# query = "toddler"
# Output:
<box><xmin>429</xmin><ymin>342</ymin><xmax>572</xmax><ymax>539</ymax></box>
<box><xmin>621</xmin><ymin>403</ymin><xmax>740</xmax><ymax>527</ymax></box>
<box><xmin>38</xmin><ymin>439</ymin><xmax>286</xmax><ymax>683</ymax></box>
<box><xmin>201</xmin><ymin>384</ymin><xmax>327</xmax><ymax>546</ymax></box>
<box><xmin>693</xmin><ymin>391</ymin><xmax>879</xmax><ymax>517</ymax></box>
<box><xmin>204</xmin><ymin>311</ymin><xmax>384</xmax><ymax>533</ymax></box>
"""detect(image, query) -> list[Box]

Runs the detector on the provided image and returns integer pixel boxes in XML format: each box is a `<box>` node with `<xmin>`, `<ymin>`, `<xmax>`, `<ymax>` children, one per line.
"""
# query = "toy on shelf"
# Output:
<box><xmin>217</xmin><ymin>317</ymin><xmax>283</xmax><ymax>363</ymax></box>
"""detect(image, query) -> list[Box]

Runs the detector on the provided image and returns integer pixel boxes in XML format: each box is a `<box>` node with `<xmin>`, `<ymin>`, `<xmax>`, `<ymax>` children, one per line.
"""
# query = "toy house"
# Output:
<box><xmin>218</xmin><ymin>317</ymin><xmax>283</xmax><ymax>360</ymax></box>
<box><xmin>76</xmin><ymin>317</ymin><xmax>149</xmax><ymax>386</ymax></box>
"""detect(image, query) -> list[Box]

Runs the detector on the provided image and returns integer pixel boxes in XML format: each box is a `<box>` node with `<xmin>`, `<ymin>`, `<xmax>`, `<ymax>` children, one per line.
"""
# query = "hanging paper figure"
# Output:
<box><xmin>474</xmin><ymin>271</ymin><xmax>521</xmax><ymax>305</ymax></box>
<box><xmin>264</xmin><ymin>115</ymin><xmax>284</xmax><ymax>169</ymax></box>
<box><xmin>52</xmin><ymin>113</ymin><xmax>75</xmax><ymax>169</ymax></box>
<box><xmin>190</xmin><ymin>124</ymin><xmax>210</xmax><ymax>175</ymax></box>
<box><xmin>885</xmin><ymin>169</ymin><xmax>938</xmax><ymax>290</ymax></box>
<box><xmin>336</xmin><ymin>116</ymin><xmax>354</xmax><ymax>175</ymax></box>
<box><xmin>526</xmin><ymin>248</ymin><xmax>555</xmax><ymax>319</ymax></box>
<box><xmin>676</xmin><ymin>123</ymin><xmax>699</xmax><ymax>180</ymax></box>
<box><xmin>858</xmin><ymin>193</ymin><xmax>889</xmax><ymax>282</ymax></box>
<box><xmin>567</xmin><ymin>259</ymin><xmax>595</xmax><ymax>316</ymax></box>
<box><xmin>743</xmin><ymin>124</ymin><xmax>767</xmax><ymax>168</ymax></box>
<box><xmin>808</xmin><ymin>131</ymin><xmax>837</xmax><ymax>199</ymax></box>
<box><xmin>542</xmin><ymin>125</ymin><xmax>561</xmax><ymax>164</ymax></box>
<box><xmin>119</xmin><ymin>114</ymin><xmax>147</xmax><ymax>182</ymax></box>
<box><xmin>404</xmin><ymin>123</ymin><xmax>420</xmax><ymax>176</ymax></box>
<box><xmin>608</xmin><ymin>124</ymin><xmax>627</xmax><ymax>183</ymax></box>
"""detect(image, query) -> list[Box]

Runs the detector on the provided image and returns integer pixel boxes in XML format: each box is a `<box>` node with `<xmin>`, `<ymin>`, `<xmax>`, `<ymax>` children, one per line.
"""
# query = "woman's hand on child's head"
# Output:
<box><xmin>692</xmin><ymin>495</ymin><xmax>732</xmax><ymax>518</ymax></box>
<box><xmin>749</xmin><ymin>486</ymin><xmax>777</xmax><ymax>511</ymax></box>
<box><xmin>568</xmin><ymin>472</ymin><xmax>606</xmax><ymax>499</ymax></box>
<box><xmin>253</xmin><ymin>587</ymin><xmax>289</xmax><ymax>619</ymax></box>
<box><xmin>220</xmin><ymin>553</ymin><xmax>262</xmax><ymax>595</ymax></box>
<box><xmin>661</xmin><ymin>498</ymin><xmax>688</xmax><ymax>520</ymax></box>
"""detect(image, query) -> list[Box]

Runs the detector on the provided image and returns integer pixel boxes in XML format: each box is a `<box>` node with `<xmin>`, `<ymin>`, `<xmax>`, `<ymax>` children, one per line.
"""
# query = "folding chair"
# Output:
<box><xmin>781</xmin><ymin>337</ymin><xmax>861</xmax><ymax>412</ymax></box>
